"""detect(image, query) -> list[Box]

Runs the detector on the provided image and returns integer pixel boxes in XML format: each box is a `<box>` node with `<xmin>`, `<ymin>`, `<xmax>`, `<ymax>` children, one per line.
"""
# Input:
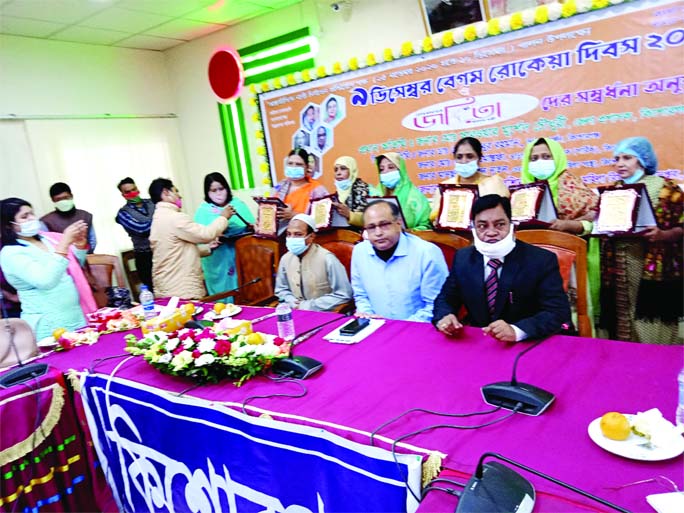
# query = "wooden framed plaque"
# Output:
<box><xmin>435</xmin><ymin>184</ymin><xmax>478</xmax><ymax>232</ymax></box>
<box><xmin>509</xmin><ymin>181</ymin><xmax>558</xmax><ymax>227</ymax></box>
<box><xmin>592</xmin><ymin>183</ymin><xmax>656</xmax><ymax>236</ymax></box>
<box><xmin>310</xmin><ymin>193</ymin><xmax>350</xmax><ymax>231</ymax></box>
<box><xmin>253</xmin><ymin>197</ymin><xmax>287</xmax><ymax>239</ymax></box>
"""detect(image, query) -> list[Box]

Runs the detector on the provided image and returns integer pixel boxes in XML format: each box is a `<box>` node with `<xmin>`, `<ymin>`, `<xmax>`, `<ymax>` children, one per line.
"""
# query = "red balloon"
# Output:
<box><xmin>208</xmin><ymin>47</ymin><xmax>244</xmax><ymax>102</ymax></box>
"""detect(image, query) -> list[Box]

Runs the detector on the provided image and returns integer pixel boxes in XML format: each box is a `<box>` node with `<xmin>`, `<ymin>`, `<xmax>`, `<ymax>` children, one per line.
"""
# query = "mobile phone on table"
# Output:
<box><xmin>339</xmin><ymin>317</ymin><xmax>371</xmax><ymax>336</ymax></box>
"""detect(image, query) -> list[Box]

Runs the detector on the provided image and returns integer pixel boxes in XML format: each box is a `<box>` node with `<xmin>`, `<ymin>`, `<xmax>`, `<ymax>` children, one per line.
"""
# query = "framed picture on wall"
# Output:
<box><xmin>484</xmin><ymin>0</ymin><xmax>558</xmax><ymax>19</ymax></box>
<box><xmin>420</xmin><ymin>0</ymin><xmax>486</xmax><ymax>34</ymax></box>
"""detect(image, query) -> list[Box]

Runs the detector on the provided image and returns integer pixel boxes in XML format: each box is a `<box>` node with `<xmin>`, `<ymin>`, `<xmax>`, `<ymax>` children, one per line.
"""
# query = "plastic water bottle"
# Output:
<box><xmin>676</xmin><ymin>367</ymin><xmax>684</xmax><ymax>429</ymax></box>
<box><xmin>139</xmin><ymin>285</ymin><xmax>156</xmax><ymax>320</ymax></box>
<box><xmin>276</xmin><ymin>302</ymin><xmax>295</xmax><ymax>341</ymax></box>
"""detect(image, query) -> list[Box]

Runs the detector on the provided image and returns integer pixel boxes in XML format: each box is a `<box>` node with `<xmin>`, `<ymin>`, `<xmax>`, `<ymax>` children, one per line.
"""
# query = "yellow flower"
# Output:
<box><xmin>255</xmin><ymin>130</ymin><xmax>264</xmax><ymax>139</ymax></box>
<box><xmin>248</xmin><ymin>97</ymin><xmax>256</xmax><ymax>107</ymax></box>
<box><xmin>442</xmin><ymin>31</ymin><xmax>454</xmax><ymax>47</ymax></box>
<box><xmin>422</xmin><ymin>37</ymin><xmax>433</xmax><ymax>53</ymax></box>
<box><xmin>383</xmin><ymin>48</ymin><xmax>394</xmax><ymax>61</ymax></box>
<box><xmin>256</xmin><ymin>146</ymin><xmax>266</xmax><ymax>156</ymax></box>
<box><xmin>251</xmin><ymin>112</ymin><xmax>260</xmax><ymax>122</ymax></box>
<box><xmin>316</xmin><ymin>65</ymin><xmax>327</xmax><ymax>77</ymax></box>
<box><xmin>262</xmin><ymin>177</ymin><xmax>272</xmax><ymax>185</ymax></box>
<box><xmin>260</xmin><ymin>162</ymin><xmax>269</xmax><ymax>172</ymax></box>
<box><xmin>332</xmin><ymin>61</ymin><xmax>343</xmax><ymax>74</ymax></box>
<box><xmin>286</xmin><ymin>73</ymin><xmax>296</xmax><ymax>85</ymax></box>
<box><xmin>349</xmin><ymin>56</ymin><xmax>359</xmax><ymax>70</ymax></box>
<box><xmin>562</xmin><ymin>0</ymin><xmax>577</xmax><ymax>17</ymax></box>
<box><xmin>302</xmin><ymin>69</ymin><xmax>311</xmax><ymax>82</ymax></box>
<box><xmin>248</xmin><ymin>84</ymin><xmax>256</xmax><ymax>94</ymax></box>
<box><xmin>464</xmin><ymin>24</ymin><xmax>477</xmax><ymax>41</ymax></box>
<box><xmin>593</xmin><ymin>0</ymin><xmax>609</xmax><ymax>8</ymax></box>
<box><xmin>261</xmin><ymin>81</ymin><xmax>270</xmax><ymax>92</ymax></box>
<box><xmin>401</xmin><ymin>41</ymin><xmax>413</xmax><ymax>57</ymax></box>
<box><xmin>534</xmin><ymin>5</ymin><xmax>549</xmax><ymax>24</ymax></box>
<box><xmin>273</xmin><ymin>77</ymin><xmax>282</xmax><ymax>89</ymax></box>
<box><xmin>510</xmin><ymin>12</ymin><xmax>524</xmax><ymax>30</ymax></box>
<box><xmin>366</xmin><ymin>53</ymin><xmax>377</xmax><ymax>66</ymax></box>
<box><xmin>487</xmin><ymin>18</ymin><xmax>501</xmax><ymax>36</ymax></box>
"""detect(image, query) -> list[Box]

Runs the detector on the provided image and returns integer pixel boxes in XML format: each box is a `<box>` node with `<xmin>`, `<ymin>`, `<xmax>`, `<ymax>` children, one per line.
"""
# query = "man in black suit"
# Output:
<box><xmin>433</xmin><ymin>194</ymin><xmax>570</xmax><ymax>342</ymax></box>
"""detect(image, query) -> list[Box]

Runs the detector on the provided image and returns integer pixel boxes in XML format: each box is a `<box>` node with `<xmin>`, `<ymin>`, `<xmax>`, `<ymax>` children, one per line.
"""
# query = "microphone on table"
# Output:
<box><xmin>481</xmin><ymin>338</ymin><xmax>555</xmax><ymax>416</ymax></box>
<box><xmin>455</xmin><ymin>452</ymin><xmax>630</xmax><ymax>513</ymax></box>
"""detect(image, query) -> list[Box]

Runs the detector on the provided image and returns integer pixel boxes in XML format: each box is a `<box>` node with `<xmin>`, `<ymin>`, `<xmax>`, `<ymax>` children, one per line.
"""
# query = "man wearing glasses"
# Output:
<box><xmin>351</xmin><ymin>200</ymin><xmax>448</xmax><ymax>322</ymax></box>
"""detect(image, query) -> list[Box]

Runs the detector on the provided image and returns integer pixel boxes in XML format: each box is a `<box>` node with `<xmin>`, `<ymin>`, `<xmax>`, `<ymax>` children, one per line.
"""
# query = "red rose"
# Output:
<box><xmin>192</xmin><ymin>349</ymin><xmax>201</xmax><ymax>359</ymax></box>
<box><xmin>215</xmin><ymin>340</ymin><xmax>232</xmax><ymax>356</ymax></box>
<box><xmin>273</xmin><ymin>337</ymin><xmax>286</xmax><ymax>346</ymax></box>
<box><xmin>172</xmin><ymin>346</ymin><xmax>184</xmax><ymax>355</ymax></box>
<box><xmin>58</xmin><ymin>337</ymin><xmax>74</xmax><ymax>351</ymax></box>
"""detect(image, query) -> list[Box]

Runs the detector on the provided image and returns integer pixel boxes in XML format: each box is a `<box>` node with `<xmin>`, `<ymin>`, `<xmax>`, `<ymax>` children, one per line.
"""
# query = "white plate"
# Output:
<box><xmin>587</xmin><ymin>415</ymin><xmax>684</xmax><ymax>461</ymax></box>
<box><xmin>38</xmin><ymin>336</ymin><xmax>58</xmax><ymax>348</ymax></box>
<box><xmin>202</xmin><ymin>306</ymin><xmax>242</xmax><ymax>321</ymax></box>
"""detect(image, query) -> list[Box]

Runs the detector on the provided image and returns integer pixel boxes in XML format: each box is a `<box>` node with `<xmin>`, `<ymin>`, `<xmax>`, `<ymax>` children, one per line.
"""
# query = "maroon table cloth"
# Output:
<box><xmin>28</xmin><ymin>306</ymin><xmax>684</xmax><ymax>512</ymax></box>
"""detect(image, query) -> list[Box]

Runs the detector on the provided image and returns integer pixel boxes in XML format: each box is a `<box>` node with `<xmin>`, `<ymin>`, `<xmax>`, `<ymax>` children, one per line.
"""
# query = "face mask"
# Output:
<box><xmin>455</xmin><ymin>161</ymin><xmax>479</xmax><ymax>178</ymax></box>
<box><xmin>174</xmin><ymin>198</ymin><xmax>183</xmax><ymax>209</ymax></box>
<box><xmin>335</xmin><ymin>178</ymin><xmax>352</xmax><ymax>191</ymax></box>
<box><xmin>286</xmin><ymin>236</ymin><xmax>309</xmax><ymax>256</ymax></box>
<box><xmin>472</xmin><ymin>225</ymin><xmax>516</xmax><ymax>260</ymax></box>
<box><xmin>54</xmin><ymin>199</ymin><xmax>75</xmax><ymax>212</ymax></box>
<box><xmin>285</xmin><ymin>166</ymin><xmax>305</xmax><ymax>180</ymax></box>
<box><xmin>623</xmin><ymin>168</ymin><xmax>645</xmax><ymax>185</ymax></box>
<box><xmin>14</xmin><ymin>219</ymin><xmax>41</xmax><ymax>237</ymax></box>
<box><xmin>528</xmin><ymin>159</ymin><xmax>556</xmax><ymax>180</ymax></box>
<box><xmin>380</xmin><ymin>170</ymin><xmax>401</xmax><ymax>189</ymax></box>
<box><xmin>208</xmin><ymin>190</ymin><xmax>228</xmax><ymax>206</ymax></box>
<box><xmin>123</xmin><ymin>190</ymin><xmax>141</xmax><ymax>202</ymax></box>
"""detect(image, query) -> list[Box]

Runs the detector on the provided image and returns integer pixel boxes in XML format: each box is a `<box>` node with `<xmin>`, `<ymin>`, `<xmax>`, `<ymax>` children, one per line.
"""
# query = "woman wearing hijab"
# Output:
<box><xmin>600</xmin><ymin>137</ymin><xmax>682</xmax><ymax>344</ymax></box>
<box><xmin>0</xmin><ymin>197</ymin><xmax>96</xmax><ymax>339</ymax></box>
<box><xmin>275</xmin><ymin>148</ymin><xmax>329</xmax><ymax>220</ymax></box>
<box><xmin>429</xmin><ymin>137</ymin><xmax>509</xmax><ymax>223</ymax></box>
<box><xmin>194</xmin><ymin>173</ymin><xmax>254</xmax><ymax>302</ymax></box>
<box><xmin>372</xmin><ymin>152</ymin><xmax>431</xmax><ymax>230</ymax></box>
<box><xmin>332</xmin><ymin>156</ymin><xmax>369</xmax><ymax>227</ymax></box>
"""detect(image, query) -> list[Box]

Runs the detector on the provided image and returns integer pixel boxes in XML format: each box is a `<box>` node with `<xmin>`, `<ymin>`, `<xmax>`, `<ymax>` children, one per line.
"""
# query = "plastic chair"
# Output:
<box><xmin>408</xmin><ymin>230</ymin><xmax>471</xmax><ymax>269</ymax></box>
<box><xmin>514</xmin><ymin>229</ymin><xmax>590</xmax><ymax>338</ymax></box>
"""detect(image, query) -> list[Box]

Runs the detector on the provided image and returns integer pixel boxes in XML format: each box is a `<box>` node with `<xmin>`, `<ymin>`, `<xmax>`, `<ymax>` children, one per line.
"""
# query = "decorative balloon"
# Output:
<box><xmin>208</xmin><ymin>46</ymin><xmax>244</xmax><ymax>103</ymax></box>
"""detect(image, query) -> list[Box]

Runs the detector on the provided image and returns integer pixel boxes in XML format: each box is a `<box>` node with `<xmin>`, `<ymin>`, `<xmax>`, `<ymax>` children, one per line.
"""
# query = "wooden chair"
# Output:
<box><xmin>409</xmin><ymin>230</ymin><xmax>471</xmax><ymax>269</ymax></box>
<box><xmin>86</xmin><ymin>254</ymin><xmax>127</xmax><ymax>308</ymax></box>
<box><xmin>120</xmin><ymin>250</ymin><xmax>141</xmax><ymax>301</ymax></box>
<box><xmin>515</xmin><ymin>229</ymin><xmax>591</xmax><ymax>338</ymax></box>
<box><xmin>201</xmin><ymin>235</ymin><xmax>285</xmax><ymax>305</ymax></box>
<box><xmin>314</xmin><ymin>229</ymin><xmax>362</xmax><ymax>279</ymax></box>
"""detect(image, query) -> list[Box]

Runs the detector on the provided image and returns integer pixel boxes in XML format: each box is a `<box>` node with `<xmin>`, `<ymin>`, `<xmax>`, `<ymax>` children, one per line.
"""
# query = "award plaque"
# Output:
<box><xmin>592</xmin><ymin>183</ymin><xmax>656</xmax><ymax>236</ymax></box>
<box><xmin>310</xmin><ymin>193</ymin><xmax>350</xmax><ymax>230</ymax></box>
<box><xmin>253</xmin><ymin>197</ymin><xmax>287</xmax><ymax>239</ymax></box>
<box><xmin>378</xmin><ymin>195</ymin><xmax>407</xmax><ymax>229</ymax></box>
<box><xmin>435</xmin><ymin>184</ymin><xmax>478</xmax><ymax>232</ymax></box>
<box><xmin>509</xmin><ymin>181</ymin><xmax>558</xmax><ymax>227</ymax></box>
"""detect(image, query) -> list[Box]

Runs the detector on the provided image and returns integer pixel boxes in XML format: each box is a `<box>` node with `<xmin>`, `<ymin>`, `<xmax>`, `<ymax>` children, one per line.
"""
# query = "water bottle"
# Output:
<box><xmin>139</xmin><ymin>285</ymin><xmax>156</xmax><ymax>320</ymax></box>
<box><xmin>676</xmin><ymin>367</ymin><xmax>684</xmax><ymax>429</ymax></box>
<box><xmin>276</xmin><ymin>302</ymin><xmax>295</xmax><ymax>341</ymax></box>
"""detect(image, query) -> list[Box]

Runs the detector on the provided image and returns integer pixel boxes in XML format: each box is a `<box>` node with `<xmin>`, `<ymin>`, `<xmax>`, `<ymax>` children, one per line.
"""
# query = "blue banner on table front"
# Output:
<box><xmin>80</xmin><ymin>374</ymin><xmax>422</xmax><ymax>512</ymax></box>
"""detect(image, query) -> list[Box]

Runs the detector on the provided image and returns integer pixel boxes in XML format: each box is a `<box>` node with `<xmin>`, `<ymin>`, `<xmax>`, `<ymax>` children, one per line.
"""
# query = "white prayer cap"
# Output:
<box><xmin>291</xmin><ymin>213</ymin><xmax>317</xmax><ymax>232</ymax></box>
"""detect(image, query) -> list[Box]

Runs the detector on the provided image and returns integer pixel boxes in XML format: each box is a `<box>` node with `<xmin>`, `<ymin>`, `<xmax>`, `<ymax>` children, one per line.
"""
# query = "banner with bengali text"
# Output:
<box><xmin>259</xmin><ymin>0</ymin><xmax>684</xmax><ymax>196</ymax></box>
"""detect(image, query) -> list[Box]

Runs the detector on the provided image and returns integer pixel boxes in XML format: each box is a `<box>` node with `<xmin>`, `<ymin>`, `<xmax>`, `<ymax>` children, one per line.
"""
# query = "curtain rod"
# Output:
<box><xmin>0</xmin><ymin>113</ymin><xmax>177</xmax><ymax>120</ymax></box>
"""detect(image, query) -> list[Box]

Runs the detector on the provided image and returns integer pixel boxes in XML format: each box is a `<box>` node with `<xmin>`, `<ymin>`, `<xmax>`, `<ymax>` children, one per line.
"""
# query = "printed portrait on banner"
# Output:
<box><xmin>421</xmin><ymin>0</ymin><xmax>486</xmax><ymax>34</ymax></box>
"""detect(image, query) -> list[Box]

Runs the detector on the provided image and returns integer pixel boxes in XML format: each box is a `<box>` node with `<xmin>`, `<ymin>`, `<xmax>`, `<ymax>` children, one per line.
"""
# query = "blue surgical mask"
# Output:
<box><xmin>335</xmin><ymin>178</ymin><xmax>352</xmax><ymax>191</ymax></box>
<box><xmin>380</xmin><ymin>170</ymin><xmax>401</xmax><ymax>189</ymax></box>
<box><xmin>13</xmin><ymin>219</ymin><xmax>41</xmax><ymax>237</ymax></box>
<box><xmin>285</xmin><ymin>166</ymin><xmax>305</xmax><ymax>180</ymax></box>
<box><xmin>623</xmin><ymin>168</ymin><xmax>645</xmax><ymax>185</ymax></box>
<box><xmin>286</xmin><ymin>236</ymin><xmax>309</xmax><ymax>256</ymax></box>
<box><xmin>455</xmin><ymin>161</ymin><xmax>479</xmax><ymax>178</ymax></box>
<box><xmin>528</xmin><ymin>159</ymin><xmax>556</xmax><ymax>180</ymax></box>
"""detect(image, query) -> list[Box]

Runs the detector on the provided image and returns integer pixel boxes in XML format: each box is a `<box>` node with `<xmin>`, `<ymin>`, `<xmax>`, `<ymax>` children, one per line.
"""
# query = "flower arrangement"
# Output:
<box><xmin>55</xmin><ymin>328</ymin><xmax>100</xmax><ymax>351</ymax></box>
<box><xmin>125</xmin><ymin>325</ymin><xmax>290</xmax><ymax>386</ymax></box>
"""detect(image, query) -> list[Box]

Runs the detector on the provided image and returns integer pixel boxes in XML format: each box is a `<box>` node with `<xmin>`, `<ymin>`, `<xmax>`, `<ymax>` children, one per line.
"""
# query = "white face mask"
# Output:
<box><xmin>472</xmin><ymin>225</ymin><xmax>516</xmax><ymax>260</ymax></box>
<box><xmin>335</xmin><ymin>178</ymin><xmax>352</xmax><ymax>191</ymax></box>
<box><xmin>454</xmin><ymin>160</ymin><xmax>479</xmax><ymax>178</ymax></box>
<box><xmin>14</xmin><ymin>219</ymin><xmax>41</xmax><ymax>237</ymax></box>
<box><xmin>528</xmin><ymin>159</ymin><xmax>556</xmax><ymax>180</ymax></box>
<box><xmin>624</xmin><ymin>168</ymin><xmax>645</xmax><ymax>185</ymax></box>
<box><xmin>380</xmin><ymin>170</ymin><xmax>401</xmax><ymax>189</ymax></box>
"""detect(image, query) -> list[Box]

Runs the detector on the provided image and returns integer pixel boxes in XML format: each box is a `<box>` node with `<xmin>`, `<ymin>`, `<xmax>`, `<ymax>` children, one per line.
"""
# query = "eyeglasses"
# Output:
<box><xmin>364</xmin><ymin>220</ymin><xmax>395</xmax><ymax>232</ymax></box>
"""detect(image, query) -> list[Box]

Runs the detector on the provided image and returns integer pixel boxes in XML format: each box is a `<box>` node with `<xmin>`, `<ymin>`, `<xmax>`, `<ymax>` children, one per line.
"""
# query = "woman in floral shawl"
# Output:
<box><xmin>332</xmin><ymin>156</ymin><xmax>369</xmax><ymax>228</ymax></box>
<box><xmin>372</xmin><ymin>152</ymin><xmax>431</xmax><ymax>230</ymax></box>
<box><xmin>521</xmin><ymin>137</ymin><xmax>600</xmax><ymax>333</ymax></box>
<box><xmin>599</xmin><ymin>137</ymin><xmax>682</xmax><ymax>344</ymax></box>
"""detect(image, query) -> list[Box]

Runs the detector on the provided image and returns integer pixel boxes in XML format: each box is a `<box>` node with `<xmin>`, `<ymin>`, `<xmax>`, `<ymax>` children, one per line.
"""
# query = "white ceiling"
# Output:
<box><xmin>0</xmin><ymin>0</ymin><xmax>304</xmax><ymax>51</ymax></box>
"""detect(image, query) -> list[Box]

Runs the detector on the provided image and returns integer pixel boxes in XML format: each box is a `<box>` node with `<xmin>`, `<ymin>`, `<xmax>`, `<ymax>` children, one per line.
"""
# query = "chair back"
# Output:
<box><xmin>315</xmin><ymin>229</ymin><xmax>363</xmax><ymax>279</ymax></box>
<box><xmin>120</xmin><ymin>250</ymin><xmax>142</xmax><ymax>300</ymax></box>
<box><xmin>515</xmin><ymin>229</ymin><xmax>590</xmax><ymax>337</ymax></box>
<box><xmin>408</xmin><ymin>230</ymin><xmax>471</xmax><ymax>269</ymax></box>
<box><xmin>234</xmin><ymin>235</ymin><xmax>285</xmax><ymax>305</ymax></box>
<box><xmin>86</xmin><ymin>254</ymin><xmax>126</xmax><ymax>289</ymax></box>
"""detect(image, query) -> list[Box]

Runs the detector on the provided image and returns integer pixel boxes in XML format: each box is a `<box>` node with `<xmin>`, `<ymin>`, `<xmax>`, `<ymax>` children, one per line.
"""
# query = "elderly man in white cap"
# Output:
<box><xmin>274</xmin><ymin>214</ymin><xmax>352</xmax><ymax>311</ymax></box>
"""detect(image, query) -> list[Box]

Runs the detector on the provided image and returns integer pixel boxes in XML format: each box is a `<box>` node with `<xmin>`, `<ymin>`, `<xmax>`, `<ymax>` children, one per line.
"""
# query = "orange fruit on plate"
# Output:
<box><xmin>600</xmin><ymin>412</ymin><xmax>631</xmax><ymax>441</ymax></box>
<box><xmin>246</xmin><ymin>333</ymin><xmax>263</xmax><ymax>345</ymax></box>
<box><xmin>53</xmin><ymin>327</ymin><xmax>66</xmax><ymax>340</ymax></box>
<box><xmin>213</xmin><ymin>303</ymin><xmax>227</xmax><ymax>314</ymax></box>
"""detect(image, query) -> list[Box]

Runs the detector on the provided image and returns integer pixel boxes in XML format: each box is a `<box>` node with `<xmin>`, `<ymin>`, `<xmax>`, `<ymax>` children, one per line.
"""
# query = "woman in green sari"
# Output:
<box><xmin>194</xmin><ymin>173</ymin><xmax>254</xmax><ymax>302</ymax></box>
<box><xmin>372</xmin><ymin>152</ymin><xmax>431</xmax><ymax>230</ymax></box>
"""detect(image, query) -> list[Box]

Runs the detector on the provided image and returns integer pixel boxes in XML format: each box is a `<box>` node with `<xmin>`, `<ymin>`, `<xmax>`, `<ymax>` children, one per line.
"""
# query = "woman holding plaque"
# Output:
<box><xmin>373</xmin><ymin>152</ymin><xmax>431</xmax><ymax>230</ymax></box>
<box><xmin>332</xmin><ymin>156</ymin><xmax>369</xmax><ymax>227</ymax></box>
<box><xmin>275</xmin><ymin>148</ymin><xmax>328</xmax><ymax>220</ymax></box>
<box><xmin>194</xmin><ymin>173</ymin><xmax>254</xmax><ymax>302</ymax></box>
<box><xmin>429</xmin><ymin>137</ymin><xmax>508</xmax><ymax>223</ymax></box>
<box><xmin>599</xmin><ymin>137</ymin><xmax>683</xmax><ymax>344</ymax></box>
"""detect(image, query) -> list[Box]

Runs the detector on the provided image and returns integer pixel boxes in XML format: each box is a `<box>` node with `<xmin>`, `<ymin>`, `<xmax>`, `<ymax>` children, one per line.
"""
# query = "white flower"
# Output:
<box><xmin>171</xmin><ymin>350</ymin><xmax>193</xmax><ymax>371</ymax></box>
<box><xmin>182</xmin><ymin>338</ymin><xmax>194</xmax><ymax>350</ymax></box>
<box><xmin>609</xmin><ymin>0</ymin><xmax>624</xmax><ymax>4</ymax></box>
<box><xmin>499</xmin><ymin>15</ymin><xmax>511</xmax><ymax>33</ymax></box>
<box><xmin>475</xmin><ymin>21</ymin><xmax>488</xmax><ymax>38</ymax></box>
<box><xmin>522</xmin><ymin>8</ymin><xmax>535</xmax><ymax>26</ymax></box>
<box><xmin>547</xmin><ymin>2</ymin><xmax>562</xmax><ymax>20</ymax></box>
<box><xmin>158</xmin><ymin>353</ymin><xmax>172</xmax><ymax>364</ymax></box>
<box><xmin>432</xmin><ymin>35</ymin><xmax>442</xmax><ymax>49</ymax></box>
<box><xmin>197</xmin><ymin>338</ymin><xmax>216</xmax><ymax>353</ymax></box>
<box><xmin>453</xmin><ymin>27</ymin><xmax>465</xmax><ymax>44</ymax></box>
<box><xmin>293</xmin><ymin>71</ymin><xmax>303</xmax><ymax>83</ymax></box>
<box><xmin>166</xmin><ymin>338</ymin><xmax>180</xmax><ymax>351</ymax></box>
<box><xmin>195</xmin><ymin>353</ymin><xmax>215</xmax><ymax>367</ymax></box>
<box><xmin>577</xmin><ymin>0</ymin><xmax>592</xmax><ymax>12</ymax></box>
